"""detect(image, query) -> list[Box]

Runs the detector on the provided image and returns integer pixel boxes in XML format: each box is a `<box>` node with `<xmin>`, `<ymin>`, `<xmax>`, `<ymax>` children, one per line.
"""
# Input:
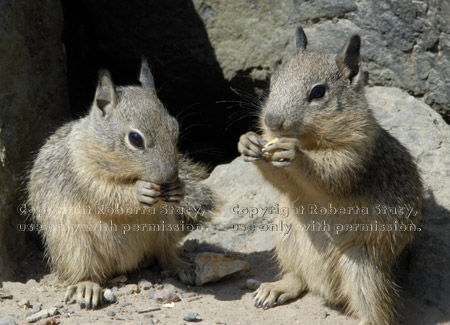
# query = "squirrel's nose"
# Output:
<box><xmin>164</xmin><ymin>169</ymin><xmax>178</xmax><ymax>184</ymax></box>
<box><xmin>265</xmin><ymin>111</ymin><xmax>283</xmax><ymax>131</ymax></box>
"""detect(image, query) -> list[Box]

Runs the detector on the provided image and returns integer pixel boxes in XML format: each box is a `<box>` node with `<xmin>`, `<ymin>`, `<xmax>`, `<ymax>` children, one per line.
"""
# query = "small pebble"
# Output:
<box><xmin>183</xmin><ymin>312</ymin><xmax>201</xmax><ymax>322</ymax></box>
<box><xmin>106</xmin><ymin>311</ymin><xmax>116</xmax><ymax>317</ymax></box>
<box><xmin>125</xmin><ymin>284</ymin><xmax>139</xmax><ymax>293</ymax></box>
<box><xmin>103</xmin><ymin>289</ymin><xmax>116</xmax><ymax>303</ymax></box>
<box><xmin>138</xmin><ymin>279</ymin><xmax>152</xmax><ymax>291</ymax></box>
<box><xmin>137</xmin><ymin>306</ymin><xmax>161</xmax><ymax>313</ymax></box>
<box><xmin>321</xmin><ymin>310</ymin><xmax>330</xmax><ymax>319</ymax></box>
<box><xmin>110</xmin><ymin>275</ymin><xmax>127</xmax><ymax>283</ymax></box>
<box><xmin>245</xmin><ymin>279</ymin><xmax>262</xmax><ymax>290</ymax></box>
<box><xmin>149</xmin><ymin>284</ymin><xmax>180</xmax><ymax>303</ymax></box>
<box><xmin>119</xmin><ymin>302</ymin><xmax>133</xmax><ymax>308</ymax></box>
<box><xmin>117</xmin><ymin>287</ymin><xmax>133</xmax><ymax>296</ymax></box>
<box><xmin>0</xmin><ymin>316</ymin><xmax>16</xmax><ymax>325</ymax></box>
<box><xmin>19</xmin><ymin>298</ymin><xmax>31</xmax><ymax>308</ymax></box>
<box><xmin>0</xmin><ymin>289</ymin><xmax>13</xmax><ymax>299</ymax></box>
<box><xmin>25</xmin><ymin>308</ymin><xmax>58</xmax><ymax>323</ymax></box>
<box><xmin>26</xmin><ymin>303</ymin><xmax>42</xmax><ymax>317</ymax></box>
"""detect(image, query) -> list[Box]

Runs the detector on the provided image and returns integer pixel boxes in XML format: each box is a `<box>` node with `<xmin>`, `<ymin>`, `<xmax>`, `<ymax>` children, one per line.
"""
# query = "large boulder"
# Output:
<box><xmin>192</xmin><ymin>0</ymin><xmax>450</xmax><ymax>120</ymax></box>
<box><xmin>0</xmin><ymin>0</ymin><xmax>70</xmax><ymax>279</ymax></box>
<box><xmin>192</xmin><ymin>86</ymin><xmax>450</xmax><ymax>320</ymax></box>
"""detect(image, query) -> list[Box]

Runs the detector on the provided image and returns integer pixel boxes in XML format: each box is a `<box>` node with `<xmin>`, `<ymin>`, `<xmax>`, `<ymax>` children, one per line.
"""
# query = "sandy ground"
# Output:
<box><xmin>0</xmin><ymin>245</ymin><xmax>447</xmax><ymax>325</ymax></box>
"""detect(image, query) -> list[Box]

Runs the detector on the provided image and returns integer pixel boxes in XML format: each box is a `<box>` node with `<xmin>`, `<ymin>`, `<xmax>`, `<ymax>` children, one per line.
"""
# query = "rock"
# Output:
<box><xmin>0</xmin><ymin>316</ymin><xmax>16</xmax><ymax>325</ymax></box>
<box><xmin>188</xmin><ymin>0</ymin><xmax>450</xmax><ymax>118</ymax></box>
<box><xmin>37</xmin><ymin>320</ymin><xmax>53</xmax><ymax>325</ymax></box>
<box><xmin>162</xmin><ymin>302</ymin><xmax>175</xmax><ymax>308</ymax></box>
<box><xmin>25</xmin><ymin>280</ymin><xmax>38</xmax><ymax>287</ymax></box>
<box><xmin>0</xmin><ymin>289</ymin><xmax>13</xmax><ymax>299</ymax></box>
<box><xmin>26</xmin><ymin>303</ymin><xmax>42</xmax><ymax>317</ymax></box>
<box><xmin>25</xmin><ymin>308</ymin><xmax>58</xmax><ymax>323</ymax></box>
<box><xmin>194</xmin><ymin>252</ymin><xmax>250</xmax><ymax>285</ymax></box>
<box><xmin>138</xmin><ymin>279</ymin><xmax>153</xmax><ymax>291</ymax></box>
<box><xmin>19</xmin><ymin>298</ymin><xmax>31</xmax><ymax>308</ymax></box>
<box><xmin>149</xmin><ymin>284</ymin><xmax>180</xmax><ymax>303</ymax></box>
<box><xmin>320</xmin><ymin>310</ymin><xmax>330</xmax><ymax>319</ymax></box>
<box><xmin>245</xmin><ymin>279</ymin><xmax>262</xmax><ymax>290</ymax></box>
<box><xmin>125</xmin><ymin>284</ymin><xmax>139</xmax><ymax>293</ymax></box>
<box><xmin>117</xmin><ymin>284</ymin><xmax>139</xmax><ymax>296</ymax></box>
<box><xmin>119</xmin><ymin>302</ymin><xmax>132</xmax><ymax>308</ymax></box>
<box><xmin>106</xmin><ymin>311</ymin><xmax>116</xmax><ymax>317</ymax></box>
<box><xmin>103</xmin><ymin>289</ymin><xmax>116</xmax><ymax>303</ymax></box>
<box><xmin>184</xmin><ymin>156</ymin><xmax>280</xmax><ymax>253</ymax></box>
<box><xmin>110</xmin><ymin>275</ymin><xmax>128</xmax><ymax>283</ymax></box>
<box><xmin>137</xmin><ymin>306</ymin><xmax>161</xmax><ymax>313</ymax></box>
<box><xmin>183</xmin><ymin>312</ymin><xmax>201</xmax><ymax>322</ymax></box>
<box><xmin>366</xmin><ymin>87</ymin><xmax>450</xmax><ymax>315</ymax></box>
<box><xmin>0</xmin><ymin>0</ymin><xmax>70</xmax><ymax>278</ymax></box>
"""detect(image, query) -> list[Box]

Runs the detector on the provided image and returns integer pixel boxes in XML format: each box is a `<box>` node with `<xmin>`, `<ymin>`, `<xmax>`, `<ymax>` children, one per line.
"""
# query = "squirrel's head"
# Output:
<box><xmin>87</xmin><ymin>59</ymin><xmax>179</xmax><ymax>184</ymax></box>
<box><xmin>262</xmin><ymin>26</ymin><xmax>372</xmax><ymax>148</ymax></box>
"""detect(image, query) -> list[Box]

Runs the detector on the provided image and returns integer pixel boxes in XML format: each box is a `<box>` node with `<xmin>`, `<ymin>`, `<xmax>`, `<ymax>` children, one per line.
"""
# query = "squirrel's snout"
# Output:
<box><xmin>164</xmin><ymin>173</ymin><xmax>178</xmax><ymax>184</ymax></box>
<box><xmin>265</xmin><ymin>111</ymin><xmax>284</xmax><ymax>131</ymax></box>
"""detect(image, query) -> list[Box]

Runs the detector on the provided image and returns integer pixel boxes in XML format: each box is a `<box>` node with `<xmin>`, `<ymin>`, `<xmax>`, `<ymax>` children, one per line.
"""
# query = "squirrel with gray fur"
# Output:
<box><xmin>27</xmin><ymin>60</ymin><xmax>216</xmax><ymax>309</ymax></box>
<box><xmin>238</xmin><ymin>26</ymin><xmax>422</xmax><ymax>325</ymax></box>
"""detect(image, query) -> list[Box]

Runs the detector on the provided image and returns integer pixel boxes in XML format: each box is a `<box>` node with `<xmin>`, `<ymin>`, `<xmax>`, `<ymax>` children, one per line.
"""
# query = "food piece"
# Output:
<box><xmin>262</xmin><ymin>137</ymin><xmax>279</xmax><ymax>158</ymax></box>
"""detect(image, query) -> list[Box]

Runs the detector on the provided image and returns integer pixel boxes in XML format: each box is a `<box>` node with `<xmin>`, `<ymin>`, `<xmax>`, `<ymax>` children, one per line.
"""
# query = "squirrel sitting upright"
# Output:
<box><xmin>27</xmin><ymin>60</ymin><xmax>216</xmax><ymax>309</ymax></box>
<box><xmin>238</xmin><ymin>26</ymin><xmax>422</xmax><ymax>325</ymax></box>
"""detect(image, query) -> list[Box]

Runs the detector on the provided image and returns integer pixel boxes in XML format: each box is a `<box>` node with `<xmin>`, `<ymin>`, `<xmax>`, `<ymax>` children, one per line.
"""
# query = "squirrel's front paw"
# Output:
<box><xmin>161</xmin><ymin>178</ymin><xmax>185</xmax><ymax>203</ymax></box>
<box><xmin>136</xmin><ymin>180</ymin><xmax>161</xmax><ymax>207</ymax></box>
<box><xmin>262</xmin><ymin>137</ymin><xmax>299</xmax><ymax>167</ymax></box>
<box><xmin>238</xmin><ymin>132</ymin><xmax>266</xmax><ymax>162</ymax></box>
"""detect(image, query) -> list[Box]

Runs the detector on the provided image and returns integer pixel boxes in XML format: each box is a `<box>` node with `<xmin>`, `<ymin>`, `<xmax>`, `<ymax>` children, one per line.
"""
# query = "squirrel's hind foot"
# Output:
<box><xmin>64</xmin><ymin>281</ymin><xmax>103</xmax><ymax>310</ymax></box>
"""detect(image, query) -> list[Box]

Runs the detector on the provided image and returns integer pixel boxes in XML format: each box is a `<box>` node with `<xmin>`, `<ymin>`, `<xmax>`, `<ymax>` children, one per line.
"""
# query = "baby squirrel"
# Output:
<box><xmin>238</xmin><ymin>26</ymin><xmax>422</xmax><ymax>325</ymax></box>
<box><xmin>27</xmin><ymin>60</ymin><xmax>216</xmax><ymax>309</ymax></box>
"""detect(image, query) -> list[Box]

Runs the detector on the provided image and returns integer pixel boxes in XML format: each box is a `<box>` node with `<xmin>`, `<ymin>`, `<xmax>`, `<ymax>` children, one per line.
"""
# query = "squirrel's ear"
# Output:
<box><xmin>94</xmin><ymin>70</ymin><xmax>116</xmax><ymax>117</ymax></box>
<box><xmin>139</xmin><ymin>57</ymin><xmax>155</xmax><ymax>92</ymax></box>
<box><xmin>338</xmin><ymin>35</ymin><xmax>361</xmax><ymax>84</ymax></box>
<box><xmin>295</xmin><ymin>26</ymin><xmax>308</xmax><ymax>53</ymax></box>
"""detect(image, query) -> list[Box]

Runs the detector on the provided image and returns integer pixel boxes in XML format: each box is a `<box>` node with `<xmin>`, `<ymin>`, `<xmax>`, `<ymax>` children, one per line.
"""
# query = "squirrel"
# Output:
<box><xmin>238</xmin><ymin>26</ymin><xmax>422</xmax><ymax>325</ymax></box>
<box><xmin>27</xmin><ymin>60</ymin><xmax>216</xmax><ymax>309</ymax></box>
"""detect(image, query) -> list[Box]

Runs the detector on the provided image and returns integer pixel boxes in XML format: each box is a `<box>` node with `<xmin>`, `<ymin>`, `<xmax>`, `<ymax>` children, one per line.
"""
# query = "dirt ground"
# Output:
<box><xmin>0</xmin><ymin>243</ymin><xmax>447</xmax><ymax>325</ymax></box>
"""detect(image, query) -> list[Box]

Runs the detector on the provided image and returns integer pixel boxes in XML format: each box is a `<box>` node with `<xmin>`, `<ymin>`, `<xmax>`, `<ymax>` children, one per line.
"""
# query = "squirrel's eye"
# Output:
<box><xmin>128</xmin><ymin>132</ymin><xmax>145</xmax><ymax>149</ymax></box>
<box><xmin>308</xmin><ymin>85</ymin><xmax>326</xmax><ymax>100</ymax></box>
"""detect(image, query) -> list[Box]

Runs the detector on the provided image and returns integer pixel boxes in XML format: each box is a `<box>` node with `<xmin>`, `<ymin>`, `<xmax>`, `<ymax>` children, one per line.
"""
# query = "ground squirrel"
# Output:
<box><xmin>27</xmin><ymin>60</ymin><xmax>216</xmax><ymax>309</ymax></box>
<box><xmin>238</xmin><ymin>27</ymin><xmax>422</xmax><ymax>325</ymax></box>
